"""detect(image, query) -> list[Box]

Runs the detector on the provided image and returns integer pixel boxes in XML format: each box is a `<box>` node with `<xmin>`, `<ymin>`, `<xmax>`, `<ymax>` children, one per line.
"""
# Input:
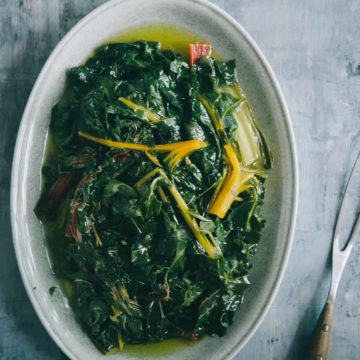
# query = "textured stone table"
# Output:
<box><xmin>1</xmin><ymin>1</ymin><xmax>359</xmax><ymax>359</ymax></box>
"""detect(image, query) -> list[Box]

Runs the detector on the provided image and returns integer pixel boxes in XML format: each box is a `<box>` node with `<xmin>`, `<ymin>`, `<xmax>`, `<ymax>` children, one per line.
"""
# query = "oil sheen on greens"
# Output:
<box><xmin>35</xmin><ymin>41</ymin><xmax>272</xmax><ymax>353</ymax></box>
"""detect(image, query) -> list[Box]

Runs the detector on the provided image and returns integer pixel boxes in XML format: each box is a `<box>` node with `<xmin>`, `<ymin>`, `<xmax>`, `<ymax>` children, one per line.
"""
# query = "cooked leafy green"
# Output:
<box><xmin>36</xmin><ymin>40</ymin><xmax>272</xmax><ymax>353</ymax></box>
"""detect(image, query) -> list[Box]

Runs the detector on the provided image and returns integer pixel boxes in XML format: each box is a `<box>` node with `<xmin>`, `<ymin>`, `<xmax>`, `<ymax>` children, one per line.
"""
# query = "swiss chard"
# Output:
<box><xmin>35</xmin><ymin>40</ymin><xmax>272</xmax><ymax>353</ymax></box>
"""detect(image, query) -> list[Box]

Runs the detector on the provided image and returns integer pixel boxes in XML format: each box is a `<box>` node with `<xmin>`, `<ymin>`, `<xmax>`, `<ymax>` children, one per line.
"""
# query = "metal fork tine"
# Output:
<box><xmin>343</xmin><ymin>214</ymin><xmax>360</xmax><ymax>255</ymax></box>
<box><xmin>333</xmin><ymin>152</ymin><xmax>360</xmax><ymax>251</ymax></box>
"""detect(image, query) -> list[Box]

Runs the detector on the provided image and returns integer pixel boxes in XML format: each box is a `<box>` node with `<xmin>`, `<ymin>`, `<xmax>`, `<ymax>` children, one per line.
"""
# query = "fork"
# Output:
<box><xmin>308</xmin><ymin>152</ymin><xmax>360</xmax><ymax>360</ymax></box>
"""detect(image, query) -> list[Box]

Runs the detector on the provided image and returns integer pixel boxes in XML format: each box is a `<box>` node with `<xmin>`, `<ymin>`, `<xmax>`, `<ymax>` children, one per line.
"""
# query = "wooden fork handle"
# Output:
<box><xmin>308</xmin><ymin>301</ymin><xmax>334</xmax><ymax>360</ymax></box>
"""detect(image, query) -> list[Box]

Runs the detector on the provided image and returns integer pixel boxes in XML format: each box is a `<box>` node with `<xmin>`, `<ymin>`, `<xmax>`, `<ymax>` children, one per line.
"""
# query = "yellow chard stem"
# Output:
<box><xmin>168</xmin><ymin>148</ymin><xmax>191</xmax><ymax>171</ymax></box>
<box><xmin>166</xmin><ymin>181</ymin><xmax>218</xmax><ymax>259</ymax></box>
<box><xmin>145</xmin><ymin>151</ymin><xmax>162</xmax><ymax>167</ymax></box>
<box><xmin>208</xmin><ymin>144</ymin><xmax>254</xmax><ymax>218</ymax></box>
<box><xmin>118</xmin><ymin>332</ymin><xmax>124</xmax><ymax>351</ymax></box>
<box><xmin>197</xmin><ymin>95</ymin><xmax>223</xmax><ymax>134</ymax></box>
<box><xmin>135</xmin><ymin>168</ymin><xmax>218</xmax><ymax>259</ymax></box>
<box><xmin>134</xmin><ymin>168</ymin><xmax>161</xmax><ymax>189</ymax></box>
<box><xmin>118</xmin><ymin>97</ymin><xmax>161</xmax><ymax>122</ymax></box>
<box><xmin>79</xmin><ymin>131</ymin><xmax>207</xmax><ymax>154</ymax></box>
<box><xmin>155</xmin><ymin>139</ymin><xmax>207</xmax><ymax>152</ymax></box>
<box><xmin>163</xmin><ymin>141</ymin><xmax>207</xmax><ymax>171</ymax></box>
<box><xmin>78</xmin><ymin>131</ymin><xmax>150</xmax><ymax>151</ymax></box>
<box><xmin>157</xmin><ymin>187</ymin><xmax>169</xmax><ymax>203</ymax></box>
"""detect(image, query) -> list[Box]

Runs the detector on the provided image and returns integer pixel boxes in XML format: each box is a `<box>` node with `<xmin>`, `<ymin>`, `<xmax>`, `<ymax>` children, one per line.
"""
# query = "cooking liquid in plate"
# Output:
<box><xmin>43</xmin><ymin>24</ymin><xmax>210</xmax><ymax>356</ymax></box>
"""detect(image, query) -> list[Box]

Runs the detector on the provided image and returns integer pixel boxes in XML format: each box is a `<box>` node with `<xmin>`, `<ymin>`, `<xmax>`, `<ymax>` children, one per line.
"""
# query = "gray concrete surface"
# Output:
<box><xmin>1</xmin><ymin>1</ymin><xmax>359</xmax><ymax>359</ymax></box>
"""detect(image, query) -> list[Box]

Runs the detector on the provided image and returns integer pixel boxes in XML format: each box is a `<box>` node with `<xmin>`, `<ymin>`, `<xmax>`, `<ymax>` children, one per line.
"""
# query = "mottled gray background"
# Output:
<box><xmin>1</xmin><ymin>1</ymin><xmax>360</xmax><ymax>359</ymax></box>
